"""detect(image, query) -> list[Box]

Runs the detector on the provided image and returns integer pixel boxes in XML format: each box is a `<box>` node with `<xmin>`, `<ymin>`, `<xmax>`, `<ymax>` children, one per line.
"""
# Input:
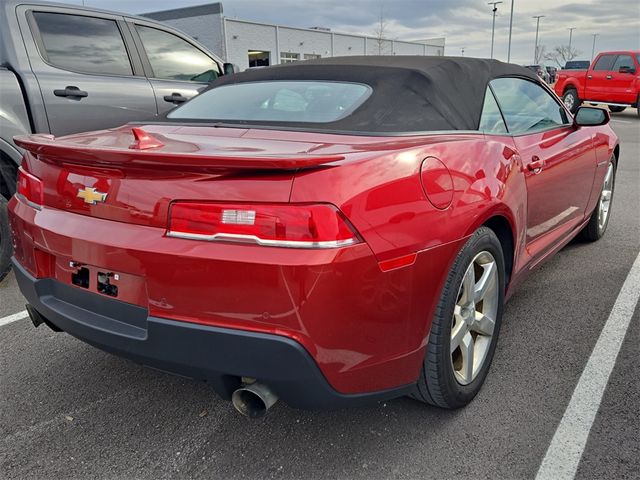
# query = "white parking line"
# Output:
<box><xmin>0</xmin><ymin>310</ymin><xmax>28</xmax><ymax>327</ymax></box>
<box><xmin>611</xmin><ymin>119</ymin><xmax>633</xmax><ymax>124</ymax></box>
<box><xmin>536</xmin><ymin>251</ymin><xmax>640</xmax><ymax>480</ymax></box>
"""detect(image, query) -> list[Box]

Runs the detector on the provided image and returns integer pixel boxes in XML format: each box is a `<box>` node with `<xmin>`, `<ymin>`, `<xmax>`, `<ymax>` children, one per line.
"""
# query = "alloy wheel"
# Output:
<box><xmin>597</xmin><ymin>161</ymin><xmax>614</xmax><ymax>232</ymax></box>
<box><xmin>563</xmin><ymin>92</ymin><xmax>575</xmax><ymax>111</ymax></box>
<box><xmin>450</xmin><ymin>251</ymin><xmax>499</xmax><ymax>385</ymax></box>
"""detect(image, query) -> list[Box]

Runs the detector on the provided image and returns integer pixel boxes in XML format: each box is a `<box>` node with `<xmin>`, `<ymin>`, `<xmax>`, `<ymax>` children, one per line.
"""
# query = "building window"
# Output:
<box><xmin>303</xmin><ymin>54</ymin><xmax>321</xmax><ymax>60</ymax></box>
<box><xmin>280</xmin><ymin>52</ymin><xmax>300</xmax><ymax>64</ymax></box>
<box><xmin>248</xmin><ymin>50</ymin><xmax>270</xmax><ymax>67</ymax></box>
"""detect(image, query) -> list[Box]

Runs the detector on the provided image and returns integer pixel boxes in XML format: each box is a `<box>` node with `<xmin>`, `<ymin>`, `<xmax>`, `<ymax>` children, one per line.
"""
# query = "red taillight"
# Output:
<box><xmin>168</xmin><ymin>202</ymin><xmax>360</xmax><ymax>249</ymax></box>
<box><xmin>17</xmin><ymin>166</ymin><xmax>44</xmax><ymax>207</ymax></box>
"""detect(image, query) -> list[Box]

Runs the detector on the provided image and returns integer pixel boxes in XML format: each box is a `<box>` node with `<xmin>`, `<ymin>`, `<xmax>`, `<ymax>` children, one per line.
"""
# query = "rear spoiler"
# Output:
<box><xmin>13</xmin><ymin>133</ymin><xmax>345</xmax><ymax>171</ymax></box>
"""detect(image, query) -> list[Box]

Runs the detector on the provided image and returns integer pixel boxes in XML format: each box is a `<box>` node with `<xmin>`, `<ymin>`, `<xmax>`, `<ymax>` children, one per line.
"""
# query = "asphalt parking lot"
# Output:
<box><xmin>1</xmin><ymin>110</ymin><xmax>638</xmax><ymax>480</ymax></box>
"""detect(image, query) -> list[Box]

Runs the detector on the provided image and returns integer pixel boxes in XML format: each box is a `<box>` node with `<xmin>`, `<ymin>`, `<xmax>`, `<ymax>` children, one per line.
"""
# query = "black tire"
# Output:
<box><xmin>608</xmin><ymin>106</ymin><xmax>626</xmax><ymax>113</ymax></box>
<box><xmin>413</xmin><ymin>227</ymin><xmax>505</xmax><ymax>409</ymax></box>
<box><xmin>0</xmin><ymin>196</ymin><xmax>12</xmax><ymax>283</ymax></box>
<box><xmin>562</xmin><ymin>88</ymin><xmax>580</xmax><ymax>114</ymax></box>
<box><xmin>581</xmin><ymin>155</ymin><xmax>616</xmax><ymax>242</ymax></box>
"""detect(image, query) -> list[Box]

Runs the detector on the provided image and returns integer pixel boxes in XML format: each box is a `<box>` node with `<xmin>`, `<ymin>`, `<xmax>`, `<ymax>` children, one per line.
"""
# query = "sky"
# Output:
<box><xmin>68</xmin><ymin>0</ymin><xmax>640</xmax><ymax>65</ymax></box>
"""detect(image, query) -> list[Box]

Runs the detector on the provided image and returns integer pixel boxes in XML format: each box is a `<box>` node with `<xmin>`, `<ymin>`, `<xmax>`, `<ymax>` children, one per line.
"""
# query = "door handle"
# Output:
<box><xmin>527</xmin><ymin>156</ymin><xmax>546</xmax><ymax>173</ymax></box>
<box><xmin>163</xmin><ymin>92</ymin><xmax>188</xmax><ymax>104</ymax></box>
<box><xmin>54</xmin><ymin>86</ymin><xmax>88</xmax><ymax>98</ymax></box>
<box><xmin>606</xmin><ymin>75</ymin><xmax>612</xmax><ymax>79</ymax></box>
<box><xmin>587</xmin><ymin>75</ymin><xmax>593</xmax><ymax>79</ymax></box>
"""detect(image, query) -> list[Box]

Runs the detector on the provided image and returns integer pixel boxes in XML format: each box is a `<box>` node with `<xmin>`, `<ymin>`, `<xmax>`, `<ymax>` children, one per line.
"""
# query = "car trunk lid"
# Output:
<box><xmin>13</xmin><ymin>124</ymin><xmax>356</xmax><ymax>228</ymax></box>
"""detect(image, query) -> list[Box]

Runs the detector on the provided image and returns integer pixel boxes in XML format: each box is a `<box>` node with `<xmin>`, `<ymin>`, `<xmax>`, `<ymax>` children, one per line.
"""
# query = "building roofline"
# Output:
<box><xmin>143</xmin><ymin>2</ymin><xmax>223</xmax><ymax>21</ymax></box>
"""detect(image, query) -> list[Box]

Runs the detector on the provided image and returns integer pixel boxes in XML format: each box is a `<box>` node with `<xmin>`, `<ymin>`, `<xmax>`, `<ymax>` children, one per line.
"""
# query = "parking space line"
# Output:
<box><xmin>0</xmin><ymin>310</ymin><xmax>28</xmax><ymax>327</ymax></box>
<box><xmin>536</xmin><ymin>251</ymin><xmax>640</xmax><ymax>480</ymax></box>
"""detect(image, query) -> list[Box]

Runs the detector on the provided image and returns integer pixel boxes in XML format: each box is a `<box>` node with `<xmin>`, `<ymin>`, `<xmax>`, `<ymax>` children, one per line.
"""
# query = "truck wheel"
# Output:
<box><xmin>412</xmin><ymin>227</ymin><xmax>505</xmax><ymax>409</ymax></box>
<box><xmin>0</xmin><ymin>196</ymin><xmax>12</xmax><ymax>283</ymax></box>
<box><xmin>562</xmin><ymin>88</ymin><xmax>580</xmax><ymax>114</ymax></box>
<box><xmin>608</xmin><ymin>106</ymin><xmax>626</xmax><ymax>113</ymax></box>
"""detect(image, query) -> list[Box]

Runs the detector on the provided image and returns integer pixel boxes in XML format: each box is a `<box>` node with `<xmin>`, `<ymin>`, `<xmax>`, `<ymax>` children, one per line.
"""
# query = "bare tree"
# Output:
<box><xmin>544</xmin><ymin>45</ymin><xmax>582</xmax><ymax>68</ymax></box>
<box><xmin>373</xmin><ymin>8</ymin><xmax>389</xmax><ymax>55</ymax></box>
<box><xmin>534</xmin><ymin>44</ymin><xmax>547</xmax><ymax>64</ymax></box>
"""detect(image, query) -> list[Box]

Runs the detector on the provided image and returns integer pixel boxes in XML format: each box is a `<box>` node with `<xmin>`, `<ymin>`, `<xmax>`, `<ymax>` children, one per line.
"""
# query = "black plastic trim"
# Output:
<box><xmin>12</xmin><ymin>259</ymin><xmax>414</xmax><ymax>410</ymax></box>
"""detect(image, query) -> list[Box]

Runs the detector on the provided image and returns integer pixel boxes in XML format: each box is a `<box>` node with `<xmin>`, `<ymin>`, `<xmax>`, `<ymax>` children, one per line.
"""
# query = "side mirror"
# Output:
<box><xmin>619</xmin><ymin>65</ymin><xmax>636</xmax><ymax>74</ymax></box>
<box><xmin>223</xmin><ymin>63</ymin><xmax>239</xmax><ymax>75</ymax></box>
<box><xmin>574</xmin><ymin>106</ymin><xmax>610</xmax><ymax>127</ymax></box>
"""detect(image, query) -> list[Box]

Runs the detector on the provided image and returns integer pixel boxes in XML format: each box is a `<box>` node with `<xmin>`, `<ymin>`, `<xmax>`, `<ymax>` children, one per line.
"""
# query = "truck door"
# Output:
<box><xmin>127</xmin><ymin>21</ymin><xmax>222</xmax><ymax>116</ymax></box>
<box><xmin>584</xmin><ymin>54</ymin><xmax>616</xmax><ymax>102</ymax></box>
<box><xmin>23</xmin><ymin>8</ymin><xmax>157</xmax><ymax>137</ymax></box>
<box><xmin>609</xmin><ymin>54</ymin><xmax>638</xmax><ymax>104</ymax></box>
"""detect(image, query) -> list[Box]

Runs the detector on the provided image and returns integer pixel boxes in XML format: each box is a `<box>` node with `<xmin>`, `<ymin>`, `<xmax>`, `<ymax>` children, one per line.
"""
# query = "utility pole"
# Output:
<box><xmin>532</xmin><ymin>15</ymin><xmax>545</xmax><ymax>64</ymax></box>
<box><xmin>488</xmin><ymin>1</ymin><xmax>503</xmax><ymax>59</ymax></box>
<box><xmin>591</xmin><ymin>33</ymin><xmax>599</xmax><ymax>60</ymax></box>
<box><xmin>507</xmin><ymin>0</ymin><xmax>514</xmax><ymax>62</ymax></box>
<box><xmin>568</xmin><ymin>27</ymin><xmax>576</xmax><ymax>50</ymax></box>
<box><xmin>461</xmin><ymin>47</ymin><xmax>466</xmax><ymax>57</ymax></box>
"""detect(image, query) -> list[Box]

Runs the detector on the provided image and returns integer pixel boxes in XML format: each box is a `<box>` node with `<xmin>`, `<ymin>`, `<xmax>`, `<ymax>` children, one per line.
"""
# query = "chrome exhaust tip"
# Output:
<box><xmin>231</xmin><ymin>381</ymin><xmax>278</xmax><ymax>418</ymax></box>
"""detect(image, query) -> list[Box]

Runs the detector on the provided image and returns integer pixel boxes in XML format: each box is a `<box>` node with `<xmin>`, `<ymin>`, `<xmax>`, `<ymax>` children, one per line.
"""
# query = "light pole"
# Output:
<box><xmin>488</xmin><ymin>1</ymin><xmax>503</xmax><ymax>59</ymax></box>
<box><xmin>532</xmin><ymin>15</ymin><xmax>545</xmax><ymax>64</ymax></box>
<box><xmin>507</xmin><ymin>0</ymin><xmax>514</xmax><ymax>62</ymax></box>
<box><xmin>568</xmin><ymin>27</ymin><xmax>576</xmax><ymax>50</ymax></box>
<box><xmin>461</xmin><ymin>47</ymin><xmax>466</xmax><ymax>57</ymax></box>
<box><xmin>591</xmin><ymin>33</ymin><xmax>599</xmax><ymax>60</ymax></box>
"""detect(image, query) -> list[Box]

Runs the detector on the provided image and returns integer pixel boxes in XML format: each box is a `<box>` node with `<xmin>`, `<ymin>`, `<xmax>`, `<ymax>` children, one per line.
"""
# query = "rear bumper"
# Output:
<box><xmin>13</xmin><ymin>259</ymin><xmax>414</xmax><ymax>409</ymax></box>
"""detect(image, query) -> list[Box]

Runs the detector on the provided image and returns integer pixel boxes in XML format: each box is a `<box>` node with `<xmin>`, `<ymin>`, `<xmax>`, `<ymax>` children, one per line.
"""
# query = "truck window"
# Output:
<box><xmin>135</xmin><ymin>25</ymin><xmax>221</xmax><ymax>83</ymax></box>
<box><xmin>32</xmin><ymin>12</ymin><xmax>133</xmax><ymax>76</ymax></box>
<box><xmin>592</xmin><ymin>55</ymin><xmax>616</xmax><ymax>71</ymax></box>
<box><xmin>611</xmin><ymin>55</ymin><xmax>634</xmax><ymax>72</ymax></box>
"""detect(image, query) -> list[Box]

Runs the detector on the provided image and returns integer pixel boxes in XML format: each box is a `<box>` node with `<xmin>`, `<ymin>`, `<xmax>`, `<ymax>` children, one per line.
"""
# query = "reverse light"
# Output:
<box><xmin>17</xmin><ymin>166</ymin><xmax>44</xmax><ymax>207</ymax></box>
<box><xmin>168</xmin><ymin>202</ymin><xmax>361</xmax><ymax>249</ymax></box>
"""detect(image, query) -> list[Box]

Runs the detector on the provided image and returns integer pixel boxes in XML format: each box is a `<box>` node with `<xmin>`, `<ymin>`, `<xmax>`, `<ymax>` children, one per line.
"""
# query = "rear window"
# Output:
<box><xmin>167</xmin><ymin>81</ymin><xmax>372</xmax><ymax>123</ymax></box>
<box><xmin>565</xmin><ymin>61</ymin><xmax>590</xmax><ymax>69</ymax></box>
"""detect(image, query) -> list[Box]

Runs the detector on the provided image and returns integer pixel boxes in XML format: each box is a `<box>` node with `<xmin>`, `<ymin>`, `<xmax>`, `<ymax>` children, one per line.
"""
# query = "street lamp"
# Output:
<box><xmin>591</xmin><ymin>33</ymin><xmax>599</xmax><ymax>60</ymax></box>
<box><xmin>461</xmin><ymin>47</ymin><xmax>466</xmax><ymax>56</ymax></box>
<box><xmin>532</xmin><ymin>15</ymin><xmax>545</xmax><ymax>64</ymax></box>
<box><xmin>568</xmin><ymin>27</ymin><xmax>576</xmax><ymax>50</ymax></box>
<box><xmin>488</xmin><ymin>1</ymin><xmax>503</xmax><ymax>59</ymax></box>
<box><xmin>507</xmin><ymin>0</ymin><xmax>515</xmax><ymax>62</ymax></box>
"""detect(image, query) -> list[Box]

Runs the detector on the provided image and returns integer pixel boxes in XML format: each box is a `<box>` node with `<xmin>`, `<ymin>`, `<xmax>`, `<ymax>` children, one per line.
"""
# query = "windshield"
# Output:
<box><xmin>167</xmin><ymin>81</ymin><xmax>372</xmax><ymax>124</ymax></box>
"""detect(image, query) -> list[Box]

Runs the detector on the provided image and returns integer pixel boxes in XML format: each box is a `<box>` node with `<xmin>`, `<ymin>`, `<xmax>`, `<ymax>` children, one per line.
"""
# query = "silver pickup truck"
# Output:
<box><xmin>0</xmin><ymin>0</ymin><xmax>234</xmax><ymax>281</ymax></box>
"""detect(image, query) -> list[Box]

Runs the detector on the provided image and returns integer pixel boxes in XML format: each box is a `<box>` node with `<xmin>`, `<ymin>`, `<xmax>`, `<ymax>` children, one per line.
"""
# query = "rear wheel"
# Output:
<box><xmin>0</xmin><ymin>196</ymin><xmax>12</xmax><ymax>283</ymax></box>
<box><xmin>413</xmin><ymin>227</ymin><xmax>505</xmax><ymax>409</ymax></box>
<box><xmin>581</xmin><ymin>156</ymin><xmax>616</xmax><ymax>242</ymax></box>
<box><xmin>563</xmin><ymin>88</ymin><xmax>580</xmax><ymax>114</ymax></box>
<box><xmin>608</xmin><ymin>106</ymin><xmax>626</xmax><ymax>113</ymax></box>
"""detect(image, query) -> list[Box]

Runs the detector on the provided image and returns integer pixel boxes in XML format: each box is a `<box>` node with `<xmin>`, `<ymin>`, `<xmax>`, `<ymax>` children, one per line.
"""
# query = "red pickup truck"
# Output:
<box><xmin>555</xmin><ymin>51</ymin><xmax>640</xmax><ymax>116</ymax></box>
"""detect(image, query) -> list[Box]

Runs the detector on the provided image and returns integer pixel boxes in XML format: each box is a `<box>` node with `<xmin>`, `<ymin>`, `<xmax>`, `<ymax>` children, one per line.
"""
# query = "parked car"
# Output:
<box><xmin>524</xmin><ymin>64</ymin><xmax>550</xmax><ymax>83</ymax></box>
<box><xmin>546</xmin><ymin>65</ymin><xmax>557</xmax><ymax>83</ymax></box>
<box><xmin>564</xmin><ymin>60</ymin><xmax>591</xmax><ymax>70</ymax></box>
<box><xmin>555</xmin><ymin>51</ymin><xmax>640</xmax><ymax>115</ymax></box>
<box><xmin>0</xmin><ymin>0</ymin><xmax>236</xmax><ymax>282</ymax></box>
<box><xmin>9</xmin><ymin>57</ymin><xmax>619</xmax><ymax>417</ymax></box>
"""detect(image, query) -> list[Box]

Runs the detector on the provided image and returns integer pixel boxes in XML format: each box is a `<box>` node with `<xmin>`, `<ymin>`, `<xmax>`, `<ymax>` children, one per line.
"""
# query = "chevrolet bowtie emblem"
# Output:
<box><xmin>77</xmin><ymin>187</ymin><xmax>108</xmax><ymax>205</ymax></box>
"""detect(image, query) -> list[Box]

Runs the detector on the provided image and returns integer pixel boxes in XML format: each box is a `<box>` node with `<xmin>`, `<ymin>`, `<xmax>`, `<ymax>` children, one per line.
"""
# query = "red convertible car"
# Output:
<box><xmin>9</xmin><ymin>57</ymin><xmax>618</xmax><ymax>417</ymax></box>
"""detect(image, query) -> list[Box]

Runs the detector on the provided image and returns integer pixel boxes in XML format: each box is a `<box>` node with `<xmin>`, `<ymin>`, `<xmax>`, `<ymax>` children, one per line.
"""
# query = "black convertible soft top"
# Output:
<box><xmin>189</xmin><ymin>56</ymin><xmax>540</xmax><ymax>134</ymax></box>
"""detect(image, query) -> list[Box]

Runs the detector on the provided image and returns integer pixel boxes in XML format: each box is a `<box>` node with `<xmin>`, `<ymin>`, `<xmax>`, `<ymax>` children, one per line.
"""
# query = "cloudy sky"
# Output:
<box><xmin>69</xmin><ymin>0</ymin><xmax>639</xmax><ymax>65</ymax></box>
